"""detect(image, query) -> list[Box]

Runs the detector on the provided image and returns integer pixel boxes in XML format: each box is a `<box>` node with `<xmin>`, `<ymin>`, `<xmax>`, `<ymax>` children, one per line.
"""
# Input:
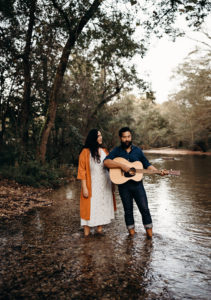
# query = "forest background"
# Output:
<box><xmin>0</xmin><ymin>0</ymin><xmax>211</xmax><ymax>187</ymax></box>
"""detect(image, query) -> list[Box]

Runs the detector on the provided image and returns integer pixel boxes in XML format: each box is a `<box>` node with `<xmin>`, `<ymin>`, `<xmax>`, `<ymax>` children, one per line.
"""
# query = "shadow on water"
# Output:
<box><xmin>0</xmin><ymin>155</ymin><xmax>210</xmax><ymax>299</ymax></box>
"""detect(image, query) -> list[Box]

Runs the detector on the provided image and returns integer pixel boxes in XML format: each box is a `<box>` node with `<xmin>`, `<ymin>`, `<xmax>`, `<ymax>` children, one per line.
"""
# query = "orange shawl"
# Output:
<box><xmin>77</xmin><ymin>148</ymin><xmax>116</xmax><ymax>220</ymax></box>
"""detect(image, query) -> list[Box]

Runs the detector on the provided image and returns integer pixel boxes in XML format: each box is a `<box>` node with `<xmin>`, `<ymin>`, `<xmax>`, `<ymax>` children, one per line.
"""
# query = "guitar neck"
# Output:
<box><xmin>135</xmin><ymin>168</ymin><xmax>180</xmax><ymax>176</ymax></box>
<box><xmin>136</xmin><ymin>169</ymin><xmax>160</xmax><ymax>174</ymax></box>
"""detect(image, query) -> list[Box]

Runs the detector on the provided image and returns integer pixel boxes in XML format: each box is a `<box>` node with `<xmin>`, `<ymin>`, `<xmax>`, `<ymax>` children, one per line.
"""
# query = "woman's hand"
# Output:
<box><xmin>81</xmin><ymin>180</ymin><xmax>88</xmax><ymax>198</ymax></box>
<box><xmin>82</xmin><ymin>186</ymin><xmax>89</xmax><ymax>198</ymax></box>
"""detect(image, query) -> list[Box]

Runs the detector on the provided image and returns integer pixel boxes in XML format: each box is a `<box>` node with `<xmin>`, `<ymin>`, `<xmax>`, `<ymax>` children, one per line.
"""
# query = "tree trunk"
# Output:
<box><xmin>85</xmin><ymin>85</ymin><xmax>122</xmax><ymax>132</ymax></box>
<box><xmin>0</xmin><ymin>118</ymin><xmax>6</xmax><ymax>146</ymax></box>
<box><xmin>190</xmin><ymin>121</ymin><xmax>195</xmax><ymax>146</ymax></box>
<box><xmin>21</xmin><ymin>0</ymin><xmax>37</xmax><ymax>148</ymax></box>
<box><xmin>38</xmin><ymin>0</ymin><xmax>103</xmax><ymax>163</ymax></box>
<box><xmin>0</xmin><ymin>75</ymin><xmax>15</xmax><ymax>146</ymax></box>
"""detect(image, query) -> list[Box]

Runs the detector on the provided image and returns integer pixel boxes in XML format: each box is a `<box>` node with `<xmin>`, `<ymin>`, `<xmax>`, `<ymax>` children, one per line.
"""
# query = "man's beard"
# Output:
<box><xmin>121</xmin><ymin>141</ymin><xmax>132</xmax><ymax>149</ymax></box>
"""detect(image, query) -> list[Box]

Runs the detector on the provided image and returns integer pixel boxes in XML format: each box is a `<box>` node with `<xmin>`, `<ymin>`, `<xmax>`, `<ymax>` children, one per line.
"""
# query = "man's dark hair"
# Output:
<box><xmin>119</xmin><ymin>127</ymin><xmax>132</xmax><ymax>137</ymax></box>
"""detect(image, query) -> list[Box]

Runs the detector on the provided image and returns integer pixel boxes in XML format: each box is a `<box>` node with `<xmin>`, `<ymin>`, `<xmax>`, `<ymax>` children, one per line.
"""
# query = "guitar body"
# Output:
<box><xmin>109</xmin><ymin>157</ymin><xmax>180</xmax><ymax>184</ymax></box>
<box><xmin>109</xmin><ymin>157</ymin><xmax>143</xmax><ymax>184</ymax></box>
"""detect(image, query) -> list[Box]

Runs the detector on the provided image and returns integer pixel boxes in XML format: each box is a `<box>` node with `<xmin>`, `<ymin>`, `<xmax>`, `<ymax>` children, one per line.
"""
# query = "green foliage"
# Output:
<box><xmin>160</xmin><ymin>52</ymin><xmax>211</xmax><ymax>151</ymax></box>
<box><xmin>0</xmin><ymin>160</ymin><xmax>69</xmax><ymax>187</ymax></box>
<box><xmin>1</xmin><ymin>0</ymin><xmax>210</xmax><ymax>167</ymax></box>
<box><xmin>0</xmin><ymin>145</ymin><xmax>18</xmax><ymax>166</ymax></box>
<box><xmin>131</xmin><ymin>96</ymin><xmax>172</xmax><ymax>148</ymax></box>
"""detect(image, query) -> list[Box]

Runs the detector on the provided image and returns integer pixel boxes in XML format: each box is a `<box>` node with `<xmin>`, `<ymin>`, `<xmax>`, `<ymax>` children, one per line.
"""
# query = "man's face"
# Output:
<box><xmin>120</xmin><ymin>131</ymin><xmax>132</xmax><ymax>149</ymax></box>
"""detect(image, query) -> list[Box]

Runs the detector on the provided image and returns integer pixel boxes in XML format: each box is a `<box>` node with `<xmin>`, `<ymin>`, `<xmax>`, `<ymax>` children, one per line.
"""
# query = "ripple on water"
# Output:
<box><xmin>0</xmin><ymin>155</ymin><xmax>210</xmax><ymax>299</ymax></box>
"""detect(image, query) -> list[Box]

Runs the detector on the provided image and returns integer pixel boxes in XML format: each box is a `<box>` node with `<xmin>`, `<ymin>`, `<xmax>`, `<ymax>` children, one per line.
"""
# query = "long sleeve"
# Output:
<box><xmin>139</xmin><ymin>149</ymin><xmax>151</xmax><ymax>169</ymax></box>
<box><xmin>77</xmin><ymin>150</ymin><xmax>87</xmax><ymax>180</ymax></box>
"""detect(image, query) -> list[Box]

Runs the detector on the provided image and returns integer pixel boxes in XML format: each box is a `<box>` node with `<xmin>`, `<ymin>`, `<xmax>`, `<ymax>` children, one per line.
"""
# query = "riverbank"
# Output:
<box><xmin>0</xmin><ymin>157</ymin><xmax>210</xmax><ymax>299</ymax></box>
<box><xmin>1</xmin><ymin>147</ymin><xmax>210</xmax><ymax>222</ymax></box>
<box><xmin>0</xmin><ymin>179</ymin><xmax>53</xmax><ymax>221</ymax></box>
<box><xmin>144</xmin><ymin>147</ymin><xmax>211</xmax><ymax>156</ymax></box>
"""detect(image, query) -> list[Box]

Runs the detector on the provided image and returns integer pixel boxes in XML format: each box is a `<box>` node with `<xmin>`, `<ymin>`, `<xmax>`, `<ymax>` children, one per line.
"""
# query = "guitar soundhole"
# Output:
<box><xmin>124</xmin><ymin>167</ymin><xmax>136</xmax><ymax>178</ymax></box>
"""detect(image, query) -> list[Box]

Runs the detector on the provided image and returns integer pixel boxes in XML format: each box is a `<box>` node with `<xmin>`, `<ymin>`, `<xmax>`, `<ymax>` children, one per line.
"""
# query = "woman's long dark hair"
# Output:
<box><xmin>83</xmin><ymin>129</ymin><xmax>101</xmax><ymax>163</ymax></box>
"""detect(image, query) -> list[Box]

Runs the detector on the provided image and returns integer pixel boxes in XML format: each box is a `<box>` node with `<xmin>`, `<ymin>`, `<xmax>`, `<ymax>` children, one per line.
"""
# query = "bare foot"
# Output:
<box><xmin>128</xmin><ymin>228</ymin><xmax>136</xmax><ymax>236</ymax></box>
<box><xmin>97</xmin><ymin>225</ymin><xmax>103</xmax><ymax>233</ymax></box>
<box><xmin>84</xmin><ymin>226</ymin><xmax>90</xmax><ymax>236</ymax></box>
<box><xmin>146</xmin><ymin>228</ymin><xmax>152</xmax><ymax>239</ymax></box>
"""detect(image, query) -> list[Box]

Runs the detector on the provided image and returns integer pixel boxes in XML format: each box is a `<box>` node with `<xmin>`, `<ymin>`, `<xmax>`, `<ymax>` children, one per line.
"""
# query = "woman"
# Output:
<box><xmin>77</xmin><ymin>129</ymin><xmax>116</xmax><ymax>236</ymax></box>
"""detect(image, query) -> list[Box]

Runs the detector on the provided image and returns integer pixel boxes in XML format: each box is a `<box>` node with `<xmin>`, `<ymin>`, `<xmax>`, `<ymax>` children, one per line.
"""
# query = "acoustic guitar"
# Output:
<box><xmin>109</xmin><ymin>157</ymin><xmax>180</xmax><ymax>184</ymax></box>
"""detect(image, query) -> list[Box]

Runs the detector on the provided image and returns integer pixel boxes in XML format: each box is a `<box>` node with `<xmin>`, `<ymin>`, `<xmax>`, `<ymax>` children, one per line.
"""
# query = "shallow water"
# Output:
<box><xmin>0</xmin><ymin>154</ymin><xmax>210</xmax><ymax>299</ymax></box>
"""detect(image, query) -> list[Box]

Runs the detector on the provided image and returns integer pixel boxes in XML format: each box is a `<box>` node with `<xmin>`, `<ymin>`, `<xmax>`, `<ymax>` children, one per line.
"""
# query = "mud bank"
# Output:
<box><xmin>0</xmin><ymin>179</ymin><xmax>53</xmax><ymax>221</ymax></box>
<box><xmin>144</xmin><ymin>147</ymin><xmax>211</xmax><ymax>156</ymax></box>
<box><xmin>0</xmin><ymin>155</ymin><xmax>210</xmax><ymax>299</ymax></box>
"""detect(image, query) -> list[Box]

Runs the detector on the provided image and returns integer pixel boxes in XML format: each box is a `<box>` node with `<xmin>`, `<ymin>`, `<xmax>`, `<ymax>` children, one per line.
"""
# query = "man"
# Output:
<box><xmin>104</xmin><ymin>127</ymin><xmax>165</xmax><ymax>238</ymax></box>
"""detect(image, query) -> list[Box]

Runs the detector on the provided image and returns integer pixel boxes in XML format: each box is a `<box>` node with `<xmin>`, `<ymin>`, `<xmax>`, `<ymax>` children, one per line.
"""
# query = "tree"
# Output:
<box><xmin>21</xmin><ymin>0</ymin><xmax>37</xmax><ymax>147</ymax></box>
<box><xmin>133</xmin><ymin>95</ymin><xmax>171</xmax><ymax>148</ymax></box>
<box><xmin>1</xmin><ymin>0</ymin><xmax>210</xmax><ymax>163</ymax></box>
<box><xmin>38</xmin><ymin>0</ymin><xmax>105</xmax><ymax>163</ymax></box>
<box><xmin>0</xmin><ymin>0</ymin><xmax>40</xmax><ymax>150</ymax></box>
<box><xmin>160</xmin><ymin>52</ymin><xmax>211</xmax><ymax>150</ymax></box>
<box><xmin>37</xmin><ymin>0</ymin><xmax>211</xmax><ymax>162</ymax></box>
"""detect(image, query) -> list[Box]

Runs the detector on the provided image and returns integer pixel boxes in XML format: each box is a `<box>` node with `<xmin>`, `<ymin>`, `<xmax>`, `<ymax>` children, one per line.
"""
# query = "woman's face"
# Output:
<box><xmin>97</xmin><ymin>131</ymin><xmax>102</xmax><ymax>145</ymax></box>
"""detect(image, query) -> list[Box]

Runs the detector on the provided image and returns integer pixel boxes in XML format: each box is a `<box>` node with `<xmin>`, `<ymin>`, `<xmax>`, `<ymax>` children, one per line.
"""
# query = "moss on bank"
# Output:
<box><xmin>0</xmin><ymin>161</ymin><xmax>77</xmax><ymax>188</ymax></box>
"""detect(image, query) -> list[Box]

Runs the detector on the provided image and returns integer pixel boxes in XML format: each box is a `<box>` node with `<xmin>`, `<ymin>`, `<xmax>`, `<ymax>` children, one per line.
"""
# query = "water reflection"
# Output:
<box><xmin>0</xmin><ymin>155</ymin><xmax>210</xmax><ymax>299</ymax></box>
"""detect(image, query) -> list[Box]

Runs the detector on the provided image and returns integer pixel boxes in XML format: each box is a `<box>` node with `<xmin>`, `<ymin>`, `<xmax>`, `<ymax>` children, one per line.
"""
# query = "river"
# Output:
<box><xmin>0</xmin><ymin>154</ymin><xmax>210</xmax><ymax>299</ymax></box>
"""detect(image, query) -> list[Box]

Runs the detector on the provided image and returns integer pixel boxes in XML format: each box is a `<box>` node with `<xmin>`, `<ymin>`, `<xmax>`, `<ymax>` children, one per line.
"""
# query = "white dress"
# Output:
<box><xmin>81</xmin><ymin>149</ymin><xmax>114</xmax><ymax>227</ymax></box>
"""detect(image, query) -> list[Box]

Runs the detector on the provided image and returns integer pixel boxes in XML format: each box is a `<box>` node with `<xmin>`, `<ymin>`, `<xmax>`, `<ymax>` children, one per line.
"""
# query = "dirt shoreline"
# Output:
<box><xmin>1</xmin><ymin>148</ymin><xmax>210</xmax><ymax>221</ymax></box>
<box><xmin>144</xmin><ymin>147</ymin><xmax>211</xmax><ymax>156</ymax></box>
<box><xmin>0</xmin><ymin>179</ymin><xmax>53</xmax><ymax>222</ymax></box>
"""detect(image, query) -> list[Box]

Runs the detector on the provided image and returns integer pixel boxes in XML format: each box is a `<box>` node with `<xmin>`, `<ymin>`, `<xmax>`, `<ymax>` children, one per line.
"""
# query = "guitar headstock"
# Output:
<box><xmin>168</xmin><ymin>170</ymin><xmax>180</xmax><ymax>176</ymax></box>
